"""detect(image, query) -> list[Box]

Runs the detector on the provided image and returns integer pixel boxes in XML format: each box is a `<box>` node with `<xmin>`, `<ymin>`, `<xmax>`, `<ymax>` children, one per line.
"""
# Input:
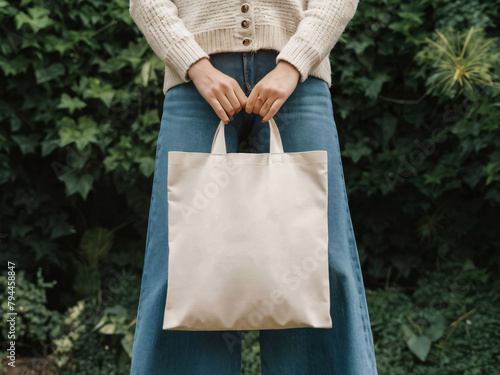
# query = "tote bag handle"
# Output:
<box><xmin>211</xmin><ymin>117</ymin><xmax>284</xmax><ymax>154</ymax></box>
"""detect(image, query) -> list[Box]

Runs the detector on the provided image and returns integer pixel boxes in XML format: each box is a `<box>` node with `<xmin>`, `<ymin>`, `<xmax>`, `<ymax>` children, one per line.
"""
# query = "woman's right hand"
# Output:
<box><xmin>187</xmin><ymin>58</ymin><xmax>247</xmax><ymax>124</ymax></box>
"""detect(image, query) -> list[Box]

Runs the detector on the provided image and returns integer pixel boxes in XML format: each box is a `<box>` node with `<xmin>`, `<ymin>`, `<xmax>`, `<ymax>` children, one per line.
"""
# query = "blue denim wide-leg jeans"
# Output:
<box><xmin>130</xmin><ymin>49</ymin><xmax>378</xmax><ymax>375</ymax></box>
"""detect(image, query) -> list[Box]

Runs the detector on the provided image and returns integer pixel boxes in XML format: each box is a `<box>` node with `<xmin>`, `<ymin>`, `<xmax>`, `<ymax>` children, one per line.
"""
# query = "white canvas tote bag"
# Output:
<box><xmin>163</xmin><ymin>117</ymin><xmax>331</xmax><ymax>331</ymax></box>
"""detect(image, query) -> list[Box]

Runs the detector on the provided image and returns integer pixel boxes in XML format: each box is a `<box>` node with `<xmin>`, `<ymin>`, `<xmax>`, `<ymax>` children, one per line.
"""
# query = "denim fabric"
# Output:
<box><xmin>130</xmin><ymin>49</ymin><xmax>378</xmax><ymax>375</ymax></box>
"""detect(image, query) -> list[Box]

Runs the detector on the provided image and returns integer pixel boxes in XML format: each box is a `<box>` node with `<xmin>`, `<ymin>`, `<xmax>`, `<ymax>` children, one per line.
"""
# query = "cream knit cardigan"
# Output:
<box><xmin>129</xmin><ymin>0</ymin><xmax>359</xmax><ymax>94</ymax></box>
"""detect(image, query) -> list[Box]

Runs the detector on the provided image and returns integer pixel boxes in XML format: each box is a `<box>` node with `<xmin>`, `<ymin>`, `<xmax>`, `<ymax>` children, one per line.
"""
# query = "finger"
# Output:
<box><xmin>255</xmin><ymin>94</ymin><xmax>272</xmax><ymax>115</ymax></box>
<box><xmin>216</xmin><ymin>92</ymin><xmax>237</xmax><ymax>119</ymax></box>
<box><xmin>258</xmin><ymin>97</ymin><xmax>274</xmax><ymax>120</ymax></box>
<box><xmin>245</xmin><ymin>84</ymin><xmax>261</xmax><ymax>113</ymax></box>
<box><xmin>261</xmin><ymin>97</ymin><xmax>285</xmax><ymax>122</ymax></box>
<box><xmin>233</xmin><ymin>84</ymin><xmax>248</xmax><ymax>111</ymax></box>
<box><xmin>251</xmin><ymin>92</ymin><xmax>266</xmax><ymax>115</ymax></box>
<box><xmin>208</xmin><ymin>97</ymin><xmax>230</xmax><ymax>123</ymax></box>
<box><xmin>226</xmin><ymin>88</ymin><xmax>243</xmax><ymax>115</ymax></box>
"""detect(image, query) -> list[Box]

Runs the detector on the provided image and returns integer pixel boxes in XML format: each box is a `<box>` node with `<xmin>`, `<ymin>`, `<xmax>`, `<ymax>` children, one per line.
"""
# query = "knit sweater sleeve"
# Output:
<box><xmin>276</xmin><ymin>0</ymin><xmax>359</xmax><ymax>83</ymax></box>
<box><xmin>129</xmin><ymin>0</ymin><xmax>209</xmax><ymax>82</ymax></box>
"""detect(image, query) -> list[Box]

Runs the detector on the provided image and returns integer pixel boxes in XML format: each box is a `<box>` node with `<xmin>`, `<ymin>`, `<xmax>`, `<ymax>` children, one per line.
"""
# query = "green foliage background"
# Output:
<box><xmin>0</xmin><ymin>0</ymin><xmax>499</xmax><ymax>373</ymax></box>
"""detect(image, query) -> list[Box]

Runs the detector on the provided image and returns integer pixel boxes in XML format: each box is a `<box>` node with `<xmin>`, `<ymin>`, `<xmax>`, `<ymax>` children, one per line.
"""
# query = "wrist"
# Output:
<box><xmin>276</xmin><ymin>60</ymin><xmax>301</xmax><ymax>80</ymax></box>
<box><xmin>187</xmin><ymin>57</ymin><xmax>212</xmax><ymax>80</ymax></box>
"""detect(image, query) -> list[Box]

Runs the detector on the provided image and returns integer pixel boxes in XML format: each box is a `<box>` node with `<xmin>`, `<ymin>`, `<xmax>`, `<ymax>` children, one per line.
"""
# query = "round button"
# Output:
<box><xmin>242</xmin><ymin>38</ymin><xmax>252</xmax><ymax>46</ymax></box>
<box><xmin>241</xmin><ymin>3</ymin><xmax>249</xmax><ymax>13</ymax></box>
<box><xmin>241</xmin><ymin>19</ymin><xmax>250</xmax><ymax>28</ymax></box>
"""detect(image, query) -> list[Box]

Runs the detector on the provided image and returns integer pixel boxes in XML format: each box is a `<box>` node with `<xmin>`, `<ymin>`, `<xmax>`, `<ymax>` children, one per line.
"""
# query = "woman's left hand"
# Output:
<box><xmin>245</xmin><ymin>61</ymin><xmax>300</xmax><ymax>122</ymax></box>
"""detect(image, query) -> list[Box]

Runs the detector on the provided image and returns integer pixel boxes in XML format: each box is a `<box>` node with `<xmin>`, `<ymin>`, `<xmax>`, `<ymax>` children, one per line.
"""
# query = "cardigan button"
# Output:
<box><xmin>242</xmin><ymin>38</ymin><xmax>252</xmax><ymax>46</ymax></box>
<box><xmin>241</xmin><ymin>19</ymin><xmax>250</xmax><ymax>28</ymax></box>
<box><xmin>241</xmin><ymin>3</ymin><xmax>249</xmax><ymax>13</ymax></box>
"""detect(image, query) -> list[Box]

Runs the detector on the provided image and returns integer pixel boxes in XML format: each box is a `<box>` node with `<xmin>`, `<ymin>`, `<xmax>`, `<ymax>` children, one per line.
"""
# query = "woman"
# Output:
<box><xmin>128</xmin><ymin>0</ymin><xmax>378</xmax><ymax>374</ymax></box>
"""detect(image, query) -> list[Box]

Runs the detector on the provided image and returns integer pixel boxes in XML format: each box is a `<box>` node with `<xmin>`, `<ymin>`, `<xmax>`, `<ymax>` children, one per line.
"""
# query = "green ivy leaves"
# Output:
<box><xmin>57</xmin><ymin>116</ymin><xmax>100</xmax><ymax>151</ymax></box>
